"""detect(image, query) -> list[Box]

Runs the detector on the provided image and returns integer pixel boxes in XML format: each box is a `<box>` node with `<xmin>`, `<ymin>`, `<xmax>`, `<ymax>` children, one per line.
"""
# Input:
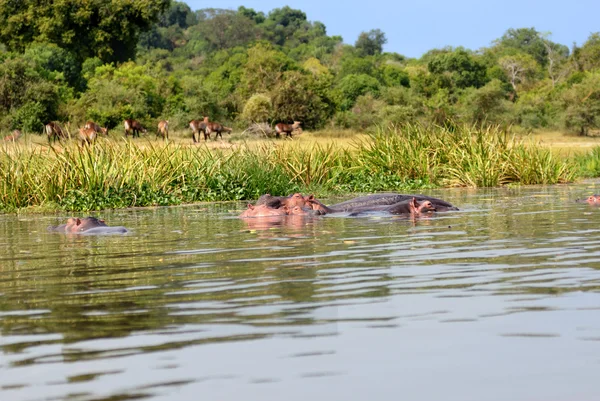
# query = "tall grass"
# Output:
<box><xmin>352</xmin><ymin>124</ymin><xmax>576</xmax><ymax>188</ymax></box>
<box><xmin>0</xmin><ymin>124</ymin><xmax>581</xmax><ymax>212</ymax></box>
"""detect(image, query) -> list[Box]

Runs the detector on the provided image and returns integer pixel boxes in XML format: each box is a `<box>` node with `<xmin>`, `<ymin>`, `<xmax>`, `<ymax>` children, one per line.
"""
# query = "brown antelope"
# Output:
<box><xmin>274</xmin><ymin>121</ymin><xmax>302</xmax><ymax>138</ymax></box>
<box><xmin>45</xmin><ymin>121</ymin><xmax>69</xmax><ymax>143</ymax></box>
<box><xmin>4</xmin><ymin>129</ymin><xmax>22</xmax><ymax>142</ymax></box>
<box><xmin>84</xmin><ymin>120</ymin><xmax>108</xmax><ymax>136</ymax></box>
<box><xmin>124</xmin><ymin>119</ymin><xmax>147</xmax><ymax>138</ymax></box>
<box><xmin>78</xmin><ymin>127</ymin><xmax>97</xmax><ymax>146</ymax></box>
<box><xmin>205</xmin><ymin>121</ymin><xmax>232</xmax><ymax>140</ymax></box>
<box><xmin>157</xmin><ymin>120</ymin><xmax>169</xmax><ymax>140</ymax></box>
<box><xmin>189</xmin><ymin>119</ymin><xmax>208</xmax><ymax>142</ymax></box>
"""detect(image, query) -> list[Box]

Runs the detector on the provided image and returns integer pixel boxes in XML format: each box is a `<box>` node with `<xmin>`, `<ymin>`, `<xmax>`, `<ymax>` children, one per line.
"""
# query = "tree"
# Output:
<box><xmin>191</xmin><ymin>9</ymin><xmax>261</xmax><ymax>52</ymax></box>
<box><xmin>498</xmin><ymin>53</ymin><xmax>538</xmax><ymax>91</ymax></box>
<box><xmin>561</xmin><ymin>72</ymin><xmax>600</xmax><ymax>135</ymax></box>
<box><xmin>241</xmin><ymin>94</ymin><xmax>272</xmax><ymax>123</ymax></box>
<box><xmin>0</xmin><ymin>0</ymin><xmax>169</xmax><ymax>63</ymax></box>
<box><xmin>239</xmin><ymin>43</ymin><xmax>296</xmax><ymax>97</ymax></box>
<box><xmin>496</xmin><ymin>28</ymin><xmax>548</xmax><ymax>66</ymax></box>
<box><xmin>573</xmin><ymin>33</ymin><xmax>600</xmax><ymax>71</ymax></box>
<box><xmin>261</xmin><ymin>6</ymin><xmax>309</xmax><ymax>47</ymax></box>
<box><xmin>159</xmin><ymin>1</ymin><xmax>196</xmax><ymax>28</ymax></box>
<box><xmin>427</xmin><ymin>48</ymin><xmax>488</xmax><ymax>90</ymax></box>
<box><xmin>460</xmin><ymin>79</ymin><xmax>511</xmax><ymax>126</ymax></box>
<box><xmin>355</xmin><ymin>29</ymin><xmax>387</xmax><ymax>56</ymax></box>
<box><xmin>336</xmin><ymin>74</ymin><xmax>380</xmax><ymax>110</ymax></box>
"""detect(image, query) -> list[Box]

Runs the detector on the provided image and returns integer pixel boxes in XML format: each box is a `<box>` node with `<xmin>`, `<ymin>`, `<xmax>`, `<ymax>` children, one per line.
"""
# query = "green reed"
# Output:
<box><xmin>0</xmin><ymin>125</ymin><xmax>583</xmax><ymax>212</ymax></box>
<box><xmin>574</xmin><ymin>146</ymin><xmax>600</xmax><ymax>178</ymax></box>
<box><xmin>353</xmin><ymin>124</ymin><xmax>576</xmax><ymax>188</ymax></box>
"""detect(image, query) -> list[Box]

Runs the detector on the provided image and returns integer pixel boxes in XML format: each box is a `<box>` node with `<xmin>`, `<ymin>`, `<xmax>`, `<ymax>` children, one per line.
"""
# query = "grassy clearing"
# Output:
<box><xmin>0</xmin><ymin>124</ymin><xmax>595</xmax><ymax>213</ymax></box>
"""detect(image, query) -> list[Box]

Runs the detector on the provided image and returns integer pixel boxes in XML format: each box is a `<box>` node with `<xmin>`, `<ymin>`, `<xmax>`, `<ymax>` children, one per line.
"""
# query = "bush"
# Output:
<box><xmin>241</xmin><ymin>93</ymin><xmax>272</xmax><ymax>123</ymax></box>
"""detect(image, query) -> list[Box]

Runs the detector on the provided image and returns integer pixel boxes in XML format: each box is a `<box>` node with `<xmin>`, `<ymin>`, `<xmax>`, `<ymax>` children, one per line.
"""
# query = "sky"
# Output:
<box><xmin>185</xmin><ymin>0</ymin><xmax>599</xmax><ymax>58</ymax></box>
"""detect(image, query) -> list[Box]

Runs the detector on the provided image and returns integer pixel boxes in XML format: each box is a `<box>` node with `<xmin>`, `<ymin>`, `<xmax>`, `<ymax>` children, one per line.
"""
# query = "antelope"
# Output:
<box><xmin>4</xmin><ymin>129</ymin><xmax>22</xmax><ymax>142</ymax></box>
<box><xmin>189</xmin><ymin>119</ymin><xmax>208</xmax><ymax>142</ymax></box>
<box><xmin>274</xmin><ymin>121</ymin><xmax>302</xmax><ymax>138</ymax></box>
<box><xmin>45</xmin><ymin>121</ymin><xmax>69</xmax><ymax>143</ymax></box>
<box><xmin>205</xmin><ymin>120</ymin><xmax>232</xmax><ymax>140</ymax></box>
<box><xmin>78</xmin><ymin>127</ymin><xmax>97</xmax><ymax>146</ymax></box>
<box><xmin>157</xmin><ymin>120</ymin><xmax>169</xmax><ymax>140</ymax></box>
<box><xmin>84</xmin><ymin>120</ymin><xmax>108</xmax><ymax>136</ymax></box>
<box><xmin>124</xmin><ymin>119</ymin><xmax>147</xmax><ymax>138</ymax></box>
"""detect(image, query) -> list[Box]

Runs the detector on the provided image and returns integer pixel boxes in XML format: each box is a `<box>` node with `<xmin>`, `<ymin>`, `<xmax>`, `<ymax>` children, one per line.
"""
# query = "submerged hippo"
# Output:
<box><xmin>239</xmin><ymin>204</ymin><xmax>288</xmax><ymax>218</ymax></box>
<box><xmin>239</xmin><ymin>203</ymin><xmax>320</xmax><ymax>218</ymax></box>
<box><xmin>576</xmin><ymin>194</ymin><xmax>600</xmax><ymax>205</ymax></box>
<box><xmin>348</xmin><ymin>198</ymin><xmax>437</xmax><ymax>216</ymax></box>
<box><xmin>48</xmin><ymin>217</ymin><xmax>128</xmax><ymax>235</ymax></box>
<box><xmin>326</xmin><ymin>193</ymin><xmax>458</xmax><ymax>212</ymax></box>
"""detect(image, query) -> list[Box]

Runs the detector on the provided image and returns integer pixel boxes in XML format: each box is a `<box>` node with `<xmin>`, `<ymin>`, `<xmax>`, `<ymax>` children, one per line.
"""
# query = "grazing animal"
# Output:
<box><xmin>78</xmin><ymin>127</ymin><xmax>97</xmax><ymax>145</ymax></box>
<box><xmin>124</xmin><ymin>119</ymin><xmax>147</xmax><ymax>138</ymax></box>
<box><xmin>274</xmin><ymin>121</ymin><xmax>302</xmax><ymax>138</ymax></box>
<box><xmin>189</xmin><ymin>119</ymin><xmax>208</xmax><ymax>142</ymax></box>
<box><xmin>157</xmin><ymin>120</ymin><xmax>169</xmax><ymax>140</ymax></box>
<box><xmin>205</xmin><ymin>121</ymin><xmax>232</xmax><ymax>140</ymax></box>
<box><xmin>84</xmin><ymin>120</ymin><xmax>108</xmax><ymax>136</ymax></box>
<box><xmin>45</xmin><ymin>121</ymin><xmax>69</xmax><ymax>143</ymax></box>
<box><xmin>4</xmin><ymin>129</ymin><xmax>22</xmax><ymax>142</ymax></box>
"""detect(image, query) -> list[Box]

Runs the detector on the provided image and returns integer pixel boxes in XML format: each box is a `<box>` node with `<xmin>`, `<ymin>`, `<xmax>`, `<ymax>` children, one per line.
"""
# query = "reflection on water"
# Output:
<box><xmin>2</xmin><ymin>184</ymin><xmax>600</xmax><ymax>401</ymax></box>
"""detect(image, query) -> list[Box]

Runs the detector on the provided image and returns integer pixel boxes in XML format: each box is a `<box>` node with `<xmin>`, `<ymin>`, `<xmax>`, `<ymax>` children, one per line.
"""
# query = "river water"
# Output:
<box><xmin>1</xmin><ymin>184</ymin><xmax>600</xmax><ymax>401</ymax></box>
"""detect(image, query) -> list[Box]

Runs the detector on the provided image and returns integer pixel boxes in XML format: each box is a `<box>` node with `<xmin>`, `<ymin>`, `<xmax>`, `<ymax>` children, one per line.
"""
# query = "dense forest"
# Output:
<box><xmin>1</xmin><ymin>0</ymin><xmax>599</xmax><ymax>136</ymax></box>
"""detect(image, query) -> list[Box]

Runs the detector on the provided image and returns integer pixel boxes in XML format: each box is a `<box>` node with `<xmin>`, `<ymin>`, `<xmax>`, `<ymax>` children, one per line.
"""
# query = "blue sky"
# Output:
<box><xmin>185</xmin><ymin>0</ymin><xmax>599</xmax><ymax>58</ymax></box>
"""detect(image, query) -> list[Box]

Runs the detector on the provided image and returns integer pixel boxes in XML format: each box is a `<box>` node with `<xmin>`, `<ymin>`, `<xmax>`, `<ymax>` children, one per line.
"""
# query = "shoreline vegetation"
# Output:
<box><xmin>2</xmin><ymin>3</ymin><xmax>600</xmax><ymax>214</ymax></box>
<box><xmin>2</xmin><ymin>124</ymin><xmax>599</xmax><ymax>214</ymax></box>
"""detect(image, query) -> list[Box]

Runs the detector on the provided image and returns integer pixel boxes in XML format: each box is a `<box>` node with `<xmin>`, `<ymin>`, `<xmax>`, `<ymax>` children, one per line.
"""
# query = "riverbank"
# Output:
<box><xmin>1</xmin><ymin>124</ymin><xmax>596</xmax><ymax>213</ymax></box>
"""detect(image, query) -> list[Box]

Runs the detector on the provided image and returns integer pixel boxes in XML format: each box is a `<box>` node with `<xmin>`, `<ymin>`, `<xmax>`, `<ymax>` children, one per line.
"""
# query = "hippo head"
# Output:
<box><xmin>304</xmin><ymin>195</ymin><xmax>329</xmax><ymax>214</ymax></box>
<box><xmin>409</xmin><ymin>198</ymin><xmax>437</xmax><ymax>215</ymax></box>
<box><xmin>417</xmin><ymin>200</ymin><xmax>437</xmax><ymax>213</ymax></box>
<box><xmin>239</xmin><ymin>204</ymin><xmax>287</xmax><ymax>218</ymax></box>
<box><xmin>586</xmin><ymin>194</ymin><xmax>600</xmax><ymax>205</ymax></box>
<box><xmin>284</xmin><ymin>193</ymin><xmax>311</xmax><ymax>209</ymax></box>
<box><xmin>286</xmin><ymin>205</ymin><xmax>313</xmax><ymax>216</ymax></box>
<box><xmin>66</xmin><ymin>217</ymin><xmax>108</xmax><ymax>233</ymax></box>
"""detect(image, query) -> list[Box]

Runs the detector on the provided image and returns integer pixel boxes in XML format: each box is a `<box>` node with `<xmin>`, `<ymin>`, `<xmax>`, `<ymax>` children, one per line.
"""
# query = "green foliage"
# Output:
<box><xmin>336</xmin><ymin>74</ymin><xmax>380</xmax><ymax>110</ymax></box>
<box><xmin>459</xmin><ymin>79</ymin><xmax>512</xmax><ymax>126</ymax></box>
<box><xmin>0</xmin><ymin>54</ymin><xmax>67</xmax><ymax>131</ymax></box>
<box><xmin>427</xmin><ymin>48</ymin><xmax>488</xmax><ymax>90</ymax></box>
<box><xmin>379</xmin><ymin>63</ymin><xmax>410</xmax><ymax>87</ymax></box>
<box><xmin>561</xmin><ymin>71</ymin><xmax>600</xmax><ymax>135</ymax></box>
<box><xmin>241</xmin><ymin>94</ymin><xmax>272</xmax><ymax>123</ymax></box>
<box><xmin>239</xmin><ymin>43</ymin><xmax>296</xmax><ymax>97</ymax></box>
<box><xmin>0</xmin><ymin>2</ymin><xmax>599</xmax><ymax>136</ymax></box>
<box><xmin>0</xmin><ymin>0</ymin><xmax>170</xmax><ymax>63</ymax></box>
<box><xmin>271</xmin><ymin>71</ymin><xmax>333</xmax><ymax>128</ymax></box>
<box><xmin>574</xmin><ymin>33</ymin><xmax>600</xmax><ymax>71</ymax></box>
<box><xmin>355</xmin><ymin>29</ymin><xmax>387</xmax><ymax>56</ymax></box>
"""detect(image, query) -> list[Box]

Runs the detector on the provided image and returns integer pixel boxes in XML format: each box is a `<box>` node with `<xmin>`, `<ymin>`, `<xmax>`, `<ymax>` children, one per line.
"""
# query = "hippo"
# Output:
<box><xmin>576</xmin><ymin>194</ymin><xmax>600</xmax><ymax>205</ymax></box>
<box><xmin>255</xmin><ymin>193</ymin><xmax>313</xmax><ymax>209</ymax></box>
<box><xmin>327</xmin><ymin>193</ymin><xmax>458</xmax><ymax>212</ymax></box>
<box><xmin>348</xmin><ymin>198</ymin><xmax>436</xmax><ymax>216</ymax></box>
<box><xmin>48</xmin><ymin>217</ymin><xmax>128</xmax><ymax>235</ymax></box>
<box><xmin>239</xmin><ymin>204</ymin><xmax>288</xmax><ymax>218</ymax></box>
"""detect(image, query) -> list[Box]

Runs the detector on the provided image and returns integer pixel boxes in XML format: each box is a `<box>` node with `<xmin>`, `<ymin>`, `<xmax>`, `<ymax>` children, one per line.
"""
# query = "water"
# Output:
<box><xmin>1</xmin><ymin>184</ymin><xmax>600</xmax><ymax>401</ymax></box>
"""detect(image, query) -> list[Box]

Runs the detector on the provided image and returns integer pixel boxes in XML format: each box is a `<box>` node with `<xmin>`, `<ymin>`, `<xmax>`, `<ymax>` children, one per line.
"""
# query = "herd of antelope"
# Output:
<box><xmin>4</xmin><ymin>118</ymin><xmax>302</xmax><ymax>144</ymax></box>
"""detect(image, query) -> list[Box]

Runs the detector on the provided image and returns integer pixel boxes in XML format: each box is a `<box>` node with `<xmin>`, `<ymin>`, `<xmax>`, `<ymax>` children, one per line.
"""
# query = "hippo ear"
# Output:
<box><xmin>306</xmin><ymin>194</ymin><xmax>315</xmax><ymax>201</ymax></box>
<box><xmin>247</xmin><ymin>204</ymin><xmax>254</xmax><ymax>210</ymax></box>
<box><xmin>76</xmin><ymin>218</ymin><xmax>82</xmax><ymax>226</ymax></box>
<box><xmin>409</xmin><ymin>198</ymin><xmax>418</xmax><ymax>214</ymax></box>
